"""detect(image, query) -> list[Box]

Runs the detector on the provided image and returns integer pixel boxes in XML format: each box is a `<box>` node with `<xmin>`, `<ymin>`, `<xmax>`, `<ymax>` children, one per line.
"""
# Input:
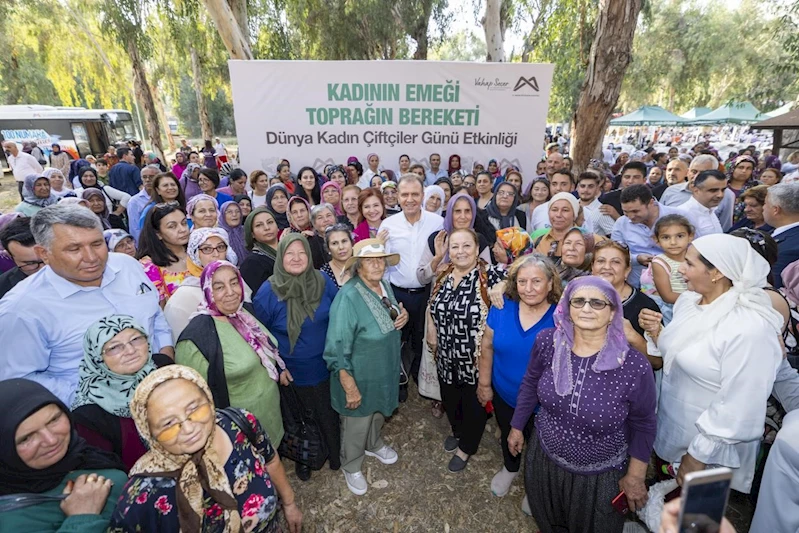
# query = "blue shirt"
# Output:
<box><xmin>213</xmin><ymin>191</ymin><xmax>234</xmax><ymax>206</ymax></box>
<box><xmin>252</xmin><ymin>273</ymin><xmax>339</xmax><ymax>386</ymax></box>
<box><xmin>425</xmin><ymin>169</ymin><xmax>449</xmax><ymax>186</ymax></box>
<box><xmin>108</xmin><ymin>161</ymin><xmax>143</xmax><ymax>196</ymax></box>
<box><xmin>126</xmin><ymin>189</ymin><xmax>152</xmax><ymax>244</ymax></box>
<box><xmin>611</xmin><ymin>202</ymin><xmax>691</xmax><ymax>287</ymax></box>
<box><xmin>0</xmin><ymin>253</ymin><xmax>173</xmax><ymax>405</ymax></box>
<box><xmin>487</xmin><ymin>299</ymin><xmax>555</xmax><ymax>408</ymax></box>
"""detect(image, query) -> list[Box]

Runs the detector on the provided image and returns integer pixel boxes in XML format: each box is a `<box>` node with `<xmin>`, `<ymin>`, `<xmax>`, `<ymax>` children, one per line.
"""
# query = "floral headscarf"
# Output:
<box><xmin>198</xmin><ymin>260</ymin><xmax>285</xmax><ymax>381</ymax></box>
<box><xmin>186</xmin><ymin>227</ymin><xmax>237</xmax><ymax>277</ymax></box>
<box><xmin>129</xmin><ymin>366</ymin><xmax>242</xmax><ymax>532</ymax></box>
<box><xmin>186</xmin><ymin>193</ymin><xmax>219</xmax><ymax>219</ymax></box>
<box><xmin>22</xmin><ymin>173</ymin><xmax>58</xmax><ymax>208</ymax></box>
<box><xmin>320</xmin><ymin>181</ymin><xmax>344</xmax><ymax>215</ymax></box>
<box><xmin>552</xmin><ymin>276</ymin><xmax>628</xmax><ymax>396</ymax></box>
<box><xmin>72</xmin><ymin>315</ymin><xmax>156</xmax><ymax>417</ymax></box>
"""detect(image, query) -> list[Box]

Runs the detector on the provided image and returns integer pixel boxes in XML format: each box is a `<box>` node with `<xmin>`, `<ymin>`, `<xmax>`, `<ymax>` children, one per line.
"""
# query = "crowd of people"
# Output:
<box><xmin>1</xmin><ymin>134</ymin><xmax>799</xmax><ymax>533</ymax></box>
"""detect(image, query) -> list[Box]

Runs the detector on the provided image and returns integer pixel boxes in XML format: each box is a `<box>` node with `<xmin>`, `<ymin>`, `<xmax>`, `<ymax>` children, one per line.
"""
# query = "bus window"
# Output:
<box><xmin>70</xmin><ymin>122</ymin><xmax>91</xmax><ymax>157</ymax></box>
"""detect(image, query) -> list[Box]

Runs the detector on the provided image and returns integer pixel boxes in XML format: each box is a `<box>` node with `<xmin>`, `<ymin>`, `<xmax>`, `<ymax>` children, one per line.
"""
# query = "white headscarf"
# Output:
<box><xmin>658</xmin><ymin>234</ymin><xmax>784</xmax><ymax>374</ymax></box>
<box><xmin>423</xmin><ymin>185</ymin><xmax>446</xmax><ymax>216</ymax></box>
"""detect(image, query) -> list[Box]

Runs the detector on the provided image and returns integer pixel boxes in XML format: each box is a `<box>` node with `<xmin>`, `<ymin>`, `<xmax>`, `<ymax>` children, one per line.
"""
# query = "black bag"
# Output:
<box><xmin>277</xmin><ymin>383</ymin><xmax>328</xmax><ymax>470</ymax></box>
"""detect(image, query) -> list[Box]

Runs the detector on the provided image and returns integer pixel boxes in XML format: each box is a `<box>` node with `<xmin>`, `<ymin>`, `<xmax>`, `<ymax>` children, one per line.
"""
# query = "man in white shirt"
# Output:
<box><xmin>213</xmin><ymin>137</ymin><xmax>227</xmax><ymax>157</ymax></box>
<box><xmin>677</xmin><ymin>169</ymin><xmax>726</xmax><ymax>237</ymax></box>
<box><xmin>577</xmin><ymin>171</ymin><xmax>614</xmax><ymax>237</ymax></box>
<box><xmin>0</xmin><ymin>204</ymin><xmax>174</xmax><ymax>405</ymax></box>
<box><xmin>660</xmin><ymin>154</ymin><xmax>735</xmax><ymax>231</ymax></box>
<box><xmin>425</xmin><ymin>153</ymin><xmax>448</xmax><ymax>185</ymax></box>
<box><xmin>379</xmin><ymin>175</ymin><xmax>443</xmax><ymax>396</ymax></box>
<box><xmin>3</xmin><ymin>140</ymin><xmax>44</xmax><ymax>200</ymax></box>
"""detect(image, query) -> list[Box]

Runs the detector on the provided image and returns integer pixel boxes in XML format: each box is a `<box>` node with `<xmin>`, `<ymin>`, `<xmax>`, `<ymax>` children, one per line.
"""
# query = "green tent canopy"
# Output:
<box><xmin>610</xmin><ymin>105</ymin><xmax>686</xmax><ymax>126</ymax></box>
<box><xmin>688</xmin><ymin>102</ymin><xmax>764</xmax><ymax>125</ymax></box>
<box><xmin>680</xmin><ymin>107</ymin><xmax>711</xmax><ymax>119</ymax></box>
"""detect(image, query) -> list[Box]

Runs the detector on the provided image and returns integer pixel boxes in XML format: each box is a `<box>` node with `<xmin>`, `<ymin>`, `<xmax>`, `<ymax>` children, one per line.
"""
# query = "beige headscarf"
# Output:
<box><xmin>129</xmin><ymin>365</ymin><xmax>242</xmax><ymax>533</ymax></box>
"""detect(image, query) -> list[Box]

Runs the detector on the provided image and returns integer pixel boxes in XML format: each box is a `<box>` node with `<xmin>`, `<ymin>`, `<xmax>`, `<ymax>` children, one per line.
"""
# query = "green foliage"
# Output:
<box><xmin>175</xmin><ymin>75</ymin><xmax>236</xmax><ymax>136</ymax></box>
<box><xmin>429</xmin><ymin>30</ymin><xmax>487</xmax><ymax>61</ymax></box>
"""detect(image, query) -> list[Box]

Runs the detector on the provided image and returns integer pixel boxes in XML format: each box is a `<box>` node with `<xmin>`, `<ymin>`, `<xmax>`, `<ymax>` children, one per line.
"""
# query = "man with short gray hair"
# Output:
<box><xmin>764</xmin><ymin>182</ymin><xmax>799</xmax><ymax>288</ymax></box>
<box><xmin>0</xmin><ymin>204</ymin><xmax>174</xmax><ymax>405</ymax></box>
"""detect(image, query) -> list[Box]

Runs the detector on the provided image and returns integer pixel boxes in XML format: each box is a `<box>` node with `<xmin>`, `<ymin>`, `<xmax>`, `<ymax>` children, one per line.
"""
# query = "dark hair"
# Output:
<box><xmin>620</xmin><ymin>161</ymin><xmax>647</xmax><ymax>177</ymax></box>
<box><xmin>348</xmin><ymin>161</ymin><xmax>364</xmax><ymax>177</ymax></box>
<box><xmin>295</xmin><ymin>166</ymin><xmax>321</xmax><ymax>204</ymax></box>
<box><xmin>323</xmin><ymin>223</ymin><xmax>354</xmax><ymax>254</ymax></box>
<box><xmin>234</xmin><ymin>194</ymin><xmax>252</xmax><ymax>207</ymax></box>
<box><xmin>151</xmin><ymin>172</ymin><xmax>187</xmax><ymax>208</ymax></box>
<box><xmin>228</xmin><ymin>168</ymin><xmax>247</xmax><ymax>183</ymax></box>
<box><xmin>199</xmin><ymin>168</ymin><xmax>220</xmax><ymax>188</ymax></box>
<box><xmin>620</xmin><ymin>184</ymin><xmax>653</xmax><ymax>205</ymax></box>
<box><xmin>577</xmin><ymin>171</ymin><xmax>601</xmax><ymax>185</ymax></box>
<box><xmin>551</xmin><ymin>169</ymin><xmax>575</xmax><ymax>186</ymax></box>
<box><xmin>694</xmin><ymin>169</ymin><xmax>726</xmax><ymax>188</ymax></box>
<box><xmin>0</xmin><ymin>216</ymin><xmax>34</xmax><ymax>251</ymax></box>
<box><xmin>96</xmin><ymin>158</ymin><xmax>108</xmax><ymax>166</ymax></box>
<box><xmin>116</xmin><ymin>147</ymin><xmax>130</xmax><ymax>159</ymax></box>
<box><xmin>204</xmin><ymin>140</ymin><xmax>213</xmax><ymax>150</ymax></box>
<box><xmin>654</xmin><ymin>214</ymin><xmax>694</xmax><ymax>237</ymax></box>
<box><xmin>276</xmin><ymin>163</ymin><xmax>288</xmax><ymax>175</ymax></box>
<box><xmin>408</xmin><ymin>163</ymin><xmax>425</xmax><ymax>174</ymax></box>
<box><xmin>136</xmin><ymin>204</ymin><xmax>187</xmax><ymax>267</ymax></box>
<box><xmin>730</xmin><ymin>228</ymin><xmax>778</xmax><ymax>285</ymax></box>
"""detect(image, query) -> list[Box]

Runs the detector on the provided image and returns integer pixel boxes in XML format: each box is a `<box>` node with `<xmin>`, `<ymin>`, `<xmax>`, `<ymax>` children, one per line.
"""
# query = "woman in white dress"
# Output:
<box><xmin>639</xmin><ymin>233</ymin><xmax>784</xmax><ymax>493</ymax></box>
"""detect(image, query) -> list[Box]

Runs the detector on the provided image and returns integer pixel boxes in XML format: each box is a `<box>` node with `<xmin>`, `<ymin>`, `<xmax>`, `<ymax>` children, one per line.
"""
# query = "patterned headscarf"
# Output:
<box><xmin>81</xmin><ymin>188</ymin><xmax>111</xmax><ymax>229</ymax></box>
<box><xmin>287</xmin><ymin>196</ymin><xmax>311</xmax><ymax>232</ymax></box>
<box><xmin>423</xmin><ymin>185</ymin><xmax>446</xmax><ymax>216</ymax></box>
<box><xmin>186</xmin><ymin>227</ymin><xmax>237</xmax><ymax>277</ymax></box>
<box><xmin>22</xmin><ymin>174</ymin><xmax>58</xmax><ymax>208</ymax></box>
<box><xmin>72</xmin><ymin>315</ymin><xmax>156</xmax><ymax>417</ymax></box>
<box><xmin>129</xmin><ymin>366</ymin><xmax>242</xmax><ymax>532</ymax></box>
<box><xmin>217</xmin><ymin>201</ymin><xmax>248</xmax><ymax>266</ymax></box>
<box><xmin>320</xmin><ymin>181</ymin><xmax>344</xmax><ymax>215</ymax></box>
<box><xmin>198</xmin><ymin>261</ymin><xmax>285</xmax><ymax>381</ymax></box>
<box><xmin>552</xmin><ymin>276</ymin><xmax>628</xmax><ymax>396</ymax></box>
<box><xmin>244</xmin><ymin>207</ymin><xmax>278</xmax><ymax>260</ymax></box>
<box><xmin>186</xmin><ymin>193</ymin><xmax>219</xmax><ymax>219</ymax></box>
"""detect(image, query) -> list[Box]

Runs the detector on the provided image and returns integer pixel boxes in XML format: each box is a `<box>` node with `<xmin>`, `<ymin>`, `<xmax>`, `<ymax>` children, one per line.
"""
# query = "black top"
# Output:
<box><xmin>651</xmin><ymin>182</ymin><xmax>668</xmax><ymax>200</ymax></box>
<box><xmin>621</xmin><ymin>285</ymin><xmax>661</xmax><ymax>337</ymax></box>
<box><xmin>0</xmin><ymin>267</ymin><xmax>26</xmax><ymax>299</ymax></box>
<box><xmin>240</xmin><ymin>251</ymin><xmax>275</xmax><ymax>296</ymax></box>
<box><xmin>599</xmin><ymin>189</ymin><xmax>623</xmax><ymax>215</ymax></box>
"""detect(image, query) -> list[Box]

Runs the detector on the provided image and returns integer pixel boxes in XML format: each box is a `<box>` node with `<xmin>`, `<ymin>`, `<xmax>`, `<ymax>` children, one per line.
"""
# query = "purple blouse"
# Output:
<box><xmin>511</xmin><ymin>328</ymin><xmax>657</xmax><ymax>475</ymax></box>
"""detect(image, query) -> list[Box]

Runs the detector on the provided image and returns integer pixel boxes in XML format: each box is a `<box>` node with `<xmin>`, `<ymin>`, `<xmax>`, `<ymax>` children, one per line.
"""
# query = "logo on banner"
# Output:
<box><xmin>474</xmin><ymin>77</ymin><xmax>510</xmax><ymax>91</ymax></box>
<box><xmin>513</xmin><ymin>76</ymin><xmax>539</xmax><ymax>92</ymax></box>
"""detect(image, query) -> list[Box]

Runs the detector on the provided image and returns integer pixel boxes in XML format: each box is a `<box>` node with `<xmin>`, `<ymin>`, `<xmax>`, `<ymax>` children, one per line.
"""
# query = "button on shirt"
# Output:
<box><xmin>8</xmin><ymin>151</ymin><xmax>44</xmax><ymax>182</ymax></box>
<box><xmin>380</xmin><ymin>211</ymin><xmax>443</xmax><ymax>289</ymax></box>
<box><xmin>660</xmin><ymin>182</ymin><xmax>734</xmax><ymax>232</ymax></box>
<box><xmin>0</xmin><ymin>253</ymin><xmax>173</xmax><ymax>405</ymax></box>
<box><xmin>678</xmin><ymin>196</ymin><xmax>723</xmax><ymax>237</ymax></box>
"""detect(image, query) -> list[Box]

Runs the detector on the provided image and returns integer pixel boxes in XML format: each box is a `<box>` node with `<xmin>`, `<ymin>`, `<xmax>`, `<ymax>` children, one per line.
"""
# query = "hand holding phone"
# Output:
<box><xmin>675</xmin><ymin>467</ymin><xmax>734</xmax><ymax>533</ymax></box>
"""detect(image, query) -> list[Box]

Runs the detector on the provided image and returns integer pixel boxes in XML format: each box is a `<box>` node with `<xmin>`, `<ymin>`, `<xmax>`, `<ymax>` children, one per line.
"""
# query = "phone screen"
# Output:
<box><xmin>680</xmin><ymin>478</ymin><xmax>730</xmax><ymax>533</ymax></box>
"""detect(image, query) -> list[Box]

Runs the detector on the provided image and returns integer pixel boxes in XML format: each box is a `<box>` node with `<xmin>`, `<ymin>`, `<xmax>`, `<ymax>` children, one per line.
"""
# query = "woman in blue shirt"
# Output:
<box><xmin>477</xmin><ymin>254</ymin><xmax>561</xmax><ymax>505</ymax></box>
<box><xmin>253</xmin><ymin>233</ymin><xmax>340</xmax><ymax>482</ymax></box>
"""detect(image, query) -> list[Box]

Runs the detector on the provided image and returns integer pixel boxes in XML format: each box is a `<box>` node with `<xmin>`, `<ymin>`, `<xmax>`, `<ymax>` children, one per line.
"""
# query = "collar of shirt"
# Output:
<box><xmin>44</xmin><ymin>258</ymin><xmax>120</xmax><ymax>299</ymax></box>
<box><xmin>682</xmin><ymin>196</ymin><xmax>715</xmax><ymax>215</ymax></box>
<box><xmin>773</xmin><ymin>220</ymin><xmax>799</xmax><ymax>238</ymax></box>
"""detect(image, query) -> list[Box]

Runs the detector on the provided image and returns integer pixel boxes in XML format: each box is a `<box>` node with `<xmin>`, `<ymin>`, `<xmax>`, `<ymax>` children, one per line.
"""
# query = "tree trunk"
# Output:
<box><xmin>411</xmin><ymin>1</ymin><xmax>433</xmax><ymax>60</ymax></box>
<box><xmin>201</xmin><ymin>0</ymin><xmax>253</xmax><ymax>60</ymax></box>
<box><xmin>190</xmin><ymin>46</ymin><xmax>213</xmax><ymax>141</ymax></box>
<box><xmin>228</xmin><ymin>0</ymin><xmax>250</xmax><ymax>48</ymax></box>
<box><xmin>570</xmin><ymin>0</ymin><xmax>642</xmax><ymax>173</ymax></box>
<box><xmin>126</xmin><ymin>37</ymin><xmax>165</xmax><ymax>162</ymax></box>
<box><xmin>482</xmin><ymin>0</ymin><xmax>505</xmax><ymax>62</ymax></box>
<box><xmin>151</xmin><ymin>83</ymin><xmax>176</xmax><ymax>153</ymax></box>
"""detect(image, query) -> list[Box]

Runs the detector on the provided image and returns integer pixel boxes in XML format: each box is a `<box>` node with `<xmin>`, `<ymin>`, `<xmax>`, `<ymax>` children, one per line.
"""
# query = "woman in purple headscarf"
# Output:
<box><xmin>217</xmin><ymin>201</ymin><xmax>248</xmax><ymax>266</ymax></box>
<box><xmin>508</xmin><ymin>275</ymin><xmax>656</xmax><ymax>532</ymax></box>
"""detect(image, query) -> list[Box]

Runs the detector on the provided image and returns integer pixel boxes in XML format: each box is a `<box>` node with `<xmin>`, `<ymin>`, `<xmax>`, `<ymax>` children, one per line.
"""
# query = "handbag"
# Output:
<box><xmin>277</xmin><ymin>383</ymin><xmax>328</xmax><ymax>470</ymax></box>
<box><xmin>417</xmin><ymin>314</ymin><xmax>441</xmax><ymax>401</ymax></box>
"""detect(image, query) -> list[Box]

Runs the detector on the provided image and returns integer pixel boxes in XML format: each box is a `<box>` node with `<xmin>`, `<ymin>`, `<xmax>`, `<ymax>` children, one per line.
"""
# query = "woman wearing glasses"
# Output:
<box><xmin>324</xmin><ymin>238</ymin><xmax>408</xmax><ymax>495</ymax></box>
<box><xmin>108</xmin><ymin>365</ymin><xmax>302</xmax><ymax>533</ymax></box>
<box><xmin>136</xmin><ymin>204</ymin><xmax>191</xmax><ymax>306</ymax></box>
<box><xmin>485</xmin><ymin>181</ymin><xmax>526</xmax><ymax>231</ymax></box>
<box><xmin>427</xmin><ymin>228</ymin><xmax>505</xmax><ymax>473</ymax></box>
<box><xmin>163</xmin><ymin>227</ymin><xmax>241</xmax><ymax>342</ymax></box>
<box><xmin>197</xmin><ymin>168</ymin><xmax>233</xmax><ymax>206</ymax></box>
<box><xmin>72</xmin><ymin>315</ymin><xmax>172</xmax><ymax>471</ymax></box>
<box><xmin>508</xmin><ymin>276</ymin><xmax>657</xmax><ymax>533</ymax></box>
<box><xmin>254</xmin><ymin>234</ymin><xmax>341</xmax><ymax>482</ymax></box>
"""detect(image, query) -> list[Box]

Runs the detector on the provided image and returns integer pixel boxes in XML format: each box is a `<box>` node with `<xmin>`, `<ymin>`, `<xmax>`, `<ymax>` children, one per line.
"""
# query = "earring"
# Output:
<box><xmin>711</xmin><ymin>278</ymin><xmax>717</xmax><ymax>284</ymax></box>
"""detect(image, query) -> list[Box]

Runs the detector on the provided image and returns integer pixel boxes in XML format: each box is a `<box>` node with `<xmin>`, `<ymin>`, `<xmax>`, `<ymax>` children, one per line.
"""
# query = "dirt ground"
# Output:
<box><xmin>280</xmin><ymin>382</ymin><xmax>538</xmax><ymax>533</ymax></box>
<box><xmin>1</xmin><ymin>170</ymin><xmax>19</xmax><ymax>212</ymax></box>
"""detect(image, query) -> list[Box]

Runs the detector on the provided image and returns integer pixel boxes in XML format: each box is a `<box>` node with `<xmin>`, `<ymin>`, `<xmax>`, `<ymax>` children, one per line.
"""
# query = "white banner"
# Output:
<box><xmin>229</xmin><ymin>60</ymin><xmax>553</xmax><ymax>184</ymax></box>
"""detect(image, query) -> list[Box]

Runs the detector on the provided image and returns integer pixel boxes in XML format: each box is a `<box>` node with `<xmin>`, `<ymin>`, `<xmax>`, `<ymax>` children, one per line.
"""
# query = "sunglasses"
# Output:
<box><xmin>155</xmin><ymin>403</ymin><xmax>213</xmax><ymax>443</ymax></box>
<box><xmin>569</xmin><ymin>297</ymin><xmax>612</xmax><ymax>311</ymax></box>
<box><xmin>381</xmin><ymin>297</ymin><xmax>399</xmax><ymax>320</ymax></box>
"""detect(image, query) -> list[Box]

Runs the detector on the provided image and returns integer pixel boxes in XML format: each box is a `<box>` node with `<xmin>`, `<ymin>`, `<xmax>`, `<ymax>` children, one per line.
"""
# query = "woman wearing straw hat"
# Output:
<box><xmin>324</xmin><ymin>238</ymin><xmax>409</xmax><ymax>496</ymax></box>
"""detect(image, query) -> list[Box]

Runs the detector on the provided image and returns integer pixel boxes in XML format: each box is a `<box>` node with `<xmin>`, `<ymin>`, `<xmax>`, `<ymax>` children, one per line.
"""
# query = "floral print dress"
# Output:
<box><xmin>140</xmin><ymin>257</ymin><xmax>190</xmax><ymax>302</ymax></box>
<box><xmin>108</xmin><ymin>409</ymin><xmax>280</xmax><ymax>532</ymax></box>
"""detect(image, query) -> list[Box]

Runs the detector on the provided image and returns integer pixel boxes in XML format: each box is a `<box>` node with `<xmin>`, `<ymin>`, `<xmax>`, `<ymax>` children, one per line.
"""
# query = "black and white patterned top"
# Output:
<box><xmin>430</xmin><ymin>264</ymin><xmax>504</xmax><ymax>385</ymax></box>
<box><xmin>320</xmin><ymin>262</ymin><xmax>340</xmax><ymax>288</ymax></box>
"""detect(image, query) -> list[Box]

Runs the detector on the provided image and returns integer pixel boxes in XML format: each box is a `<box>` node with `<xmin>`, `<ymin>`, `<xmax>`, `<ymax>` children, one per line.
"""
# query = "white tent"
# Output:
<box><xmin>766</xmin><ymin>102</ymin><xmax>795</xmax><ymax>118</ymax></box>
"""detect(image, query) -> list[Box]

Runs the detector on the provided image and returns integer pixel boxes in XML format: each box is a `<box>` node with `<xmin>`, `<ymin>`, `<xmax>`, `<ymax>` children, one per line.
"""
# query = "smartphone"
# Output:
<box><xmin>611</xmin><ymin>491</ymin><xmax>629</xmax><ymax>515</ymax></box>
<box><xmin>678</xmin><ymin>467</ymin><xmax>732</xmax><ymax>533</ymax></box>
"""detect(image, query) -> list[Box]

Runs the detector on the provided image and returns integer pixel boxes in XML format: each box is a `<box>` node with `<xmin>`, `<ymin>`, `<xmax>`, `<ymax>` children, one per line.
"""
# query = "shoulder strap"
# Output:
<box><xmin>477</xmin><ymin>260</ymin><xmax>490</xmax><ymax>307</ymax></box>
<box><xmin>178</xmin><ymin>315</ymin><xmax>231</xmax><ymax>408</ymax></box>
<box><xmin>218</xmin><ymin>407</ymin><xmax>258</xmax><ymax>446</ymax></box>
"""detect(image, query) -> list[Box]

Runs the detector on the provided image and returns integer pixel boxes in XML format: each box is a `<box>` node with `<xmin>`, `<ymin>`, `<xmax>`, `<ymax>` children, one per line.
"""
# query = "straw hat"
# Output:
<box><xmin>344</xmin><ymin>238</ymin><xmax>400</xmax><ymax>270</ymax></box>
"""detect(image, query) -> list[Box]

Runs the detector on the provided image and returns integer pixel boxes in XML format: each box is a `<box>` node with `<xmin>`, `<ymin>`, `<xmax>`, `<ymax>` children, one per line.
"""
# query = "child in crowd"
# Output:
<box><xmin>641</xmin><ymin>214</ymin><xmax>693</xmax><ymax>323</ymax></box>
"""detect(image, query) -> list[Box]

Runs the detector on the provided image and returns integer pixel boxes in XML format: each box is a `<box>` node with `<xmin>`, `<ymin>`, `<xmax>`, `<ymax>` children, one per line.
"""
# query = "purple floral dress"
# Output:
<box><xmin>108</xmin><ymin>409</ymin><xmax>280</xmax><ymax>532</ymax></box>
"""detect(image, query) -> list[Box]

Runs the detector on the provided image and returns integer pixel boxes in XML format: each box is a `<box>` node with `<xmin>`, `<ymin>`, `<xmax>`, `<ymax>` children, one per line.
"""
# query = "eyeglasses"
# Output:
<box><xmin>569</xmin><ymin>297</ymin><xmax>612</xmax><ymax>310</ymax></box>
<box><xmin>463</xmin><ymin>182</ymin><xmax>476</xmax><ymax>188</ymax></box>
<box><xmin>381</xmin><ymin>297</ymin><xmax>399</xmax><ymax>320</ymax></box>
<box><xmin>16</xmin><ymin>259</ymin><xmax>44</xmax><ymax>272</ymax></box>
<box><xmin>198</xmin><ymin>243</ymin><xmax>228</xmax><ymax>255</ymax></box>
<box><xmin>102</xmin><ymin>334</ymin><xmax>148</xmax><ymax>357</ymax></box>
<box><xmin>496</xmin><ymin>190</ymin><xmax>516</xmax><ymax>198</ymax></box>
<box><xmin>154</xmin><ymin>403</ymin><xmax>213</xmax><ymax>443</ymax></box>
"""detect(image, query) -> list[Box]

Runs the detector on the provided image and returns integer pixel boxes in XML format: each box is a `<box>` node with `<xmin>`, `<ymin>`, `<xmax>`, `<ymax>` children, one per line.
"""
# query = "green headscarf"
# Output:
<box><xmin>71</xmin><ymin>315</ymin><xmax>157</xmax><ymax>417</ymax></box>
<box><xmin>268</xmin><ymin>233</ymin><xmax>326</xmax><ymax>351</ymax></box>
<box><xmin>244</xmin><ymin>206</ymin><xmax>277</xmax><ymax>260</ymax></box>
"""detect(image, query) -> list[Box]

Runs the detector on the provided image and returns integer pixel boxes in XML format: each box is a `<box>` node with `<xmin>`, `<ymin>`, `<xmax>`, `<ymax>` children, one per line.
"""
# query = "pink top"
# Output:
<box><xmin>140</xmin><ymin>257</ymin><xmax>190</xmax><ymax>301</ymax></box>
<box><xmin>353</xmin><ymin>219</ymin><xmax>380</xmax><ymax>242</ymax></box>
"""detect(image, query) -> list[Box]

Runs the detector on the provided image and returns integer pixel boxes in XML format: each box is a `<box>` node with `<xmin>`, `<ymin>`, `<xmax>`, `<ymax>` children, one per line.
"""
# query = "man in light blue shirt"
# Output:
<box><xmin>0</xmin><ymin>204</ymin><xmax>174</xmax><ymax>405</ymax></box>
<box><xmin>611</xmin><ymin>184</ymin><xmax>696</xmax><ymax>287</ymax></box>
<box><xmin>126</xmin><ymin>164</ymin><xmax>159</xmax><ymax>243</ymax></box>
<box><xmin>660</xmin><ymin>154</ymin><xmax>734</xmax><ymax>231</ymax></box>
<box><xmin>425</xmin><ymin>153</ymin><xmax>448</xmax><ymax>185</ymax></box>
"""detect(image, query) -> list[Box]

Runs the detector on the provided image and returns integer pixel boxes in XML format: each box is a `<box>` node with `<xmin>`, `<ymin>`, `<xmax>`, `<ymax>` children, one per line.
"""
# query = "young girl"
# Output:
<box><xmin>643</xmin><ymin>214</ymin><xmax>693</xmax><ymax>323</ymax></box>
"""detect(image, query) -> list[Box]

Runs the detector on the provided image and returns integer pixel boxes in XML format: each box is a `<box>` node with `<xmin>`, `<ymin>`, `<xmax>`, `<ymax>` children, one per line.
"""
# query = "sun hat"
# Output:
<box><xmin>343</xmin><ymin>238</ymin><xmax>400</xmax><ymax>270</ymax></box>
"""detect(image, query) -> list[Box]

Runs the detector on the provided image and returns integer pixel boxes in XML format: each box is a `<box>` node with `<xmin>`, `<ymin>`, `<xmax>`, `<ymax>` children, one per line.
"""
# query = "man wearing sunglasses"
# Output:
<box><xmin>0</xmin><ymin>216</ymin><xmax>45</xmax><ymax>299</ymax></box>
